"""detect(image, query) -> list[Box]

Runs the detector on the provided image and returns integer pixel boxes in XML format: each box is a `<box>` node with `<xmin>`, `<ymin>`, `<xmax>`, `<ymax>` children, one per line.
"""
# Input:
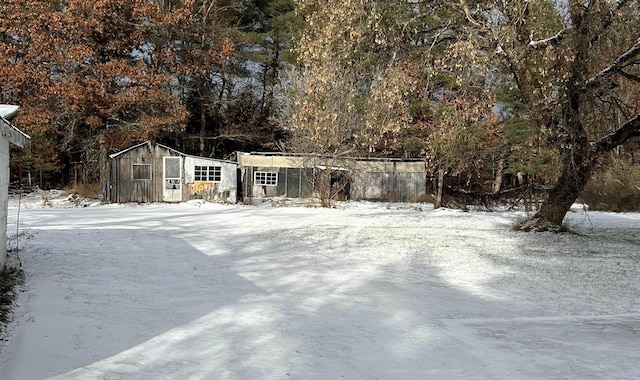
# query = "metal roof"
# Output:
<box><xmin>109</xmin><ymin>141</ymin><xmax>237</xmax><ymax>164</ymax></box>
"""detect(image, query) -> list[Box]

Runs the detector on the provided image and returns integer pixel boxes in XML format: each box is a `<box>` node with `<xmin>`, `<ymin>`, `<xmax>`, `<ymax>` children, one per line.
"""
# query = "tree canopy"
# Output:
<box><xmin>1</xmin><ymin>0</ymin><xmax>298</xmax><ymax>184</ymax></box>
<box><xmin>2</xmin><ymin>0</ymin><xmax>640</xmax><ymax>225</ymax></box>
<box><xmin>449</xmin><ymin>0</ymin><xmax>640</xmax><ymax>226</ymax></box>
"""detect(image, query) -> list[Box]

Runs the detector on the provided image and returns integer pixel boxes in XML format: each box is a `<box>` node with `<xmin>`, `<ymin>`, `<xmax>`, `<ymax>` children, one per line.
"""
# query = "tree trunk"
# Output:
<box><xmin>533</xmin><ymin>143</ymin><xmax>595</xmax><ymax>226</ymax></box>
<box><xmin>318</xmin><ymin>167</ymin><xmax>331</xmax><ymax>208</ymax></box>
<box><xmin>434</xmin><ymin>167</ymin><xmax>445</xmax><ymax>209</ymax></box>
<box><xmin>98</xmin><ymin>133</ymin><xmax>108</xmax><ymax>189</ymax></box>
<box><xmin>199</xmin><ymin>102</ymin><xmax>206</xmax><ymax>156</ymax></box>
<box><xmin>533</xmin><ymin>115</ymin><xmax>640</xmax><ymax>226</ymax></box>
<box><xmin>492</xmin><ymin>157</ymin><xmax>505</xmax><ymax>194</ymax></box>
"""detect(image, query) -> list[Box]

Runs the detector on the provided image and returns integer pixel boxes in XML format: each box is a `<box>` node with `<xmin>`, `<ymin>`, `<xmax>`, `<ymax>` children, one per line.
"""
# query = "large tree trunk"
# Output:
<box><xmin>533</xmin><ymin>140</ymin><xmax>594</xmax><ymax>226</ymax></box>
<box><xmin>531</xmin><ymin>115</ymin><xmax>640</xmax><ymax>228</ymax></box>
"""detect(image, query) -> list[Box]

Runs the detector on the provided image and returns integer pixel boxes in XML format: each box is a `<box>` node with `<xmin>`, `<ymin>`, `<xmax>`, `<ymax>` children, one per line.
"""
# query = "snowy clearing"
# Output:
<box><xmin>1</xmin><ymin>192</ymin><xmax>640</xmax><ymax>379</ymax></box>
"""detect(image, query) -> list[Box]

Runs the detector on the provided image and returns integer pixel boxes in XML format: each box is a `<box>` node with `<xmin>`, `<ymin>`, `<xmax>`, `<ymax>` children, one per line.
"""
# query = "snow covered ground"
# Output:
<box><xmin>1</xmin><ymin>191</ymin><xmax>639</xmax><ymax>379</ymax></box>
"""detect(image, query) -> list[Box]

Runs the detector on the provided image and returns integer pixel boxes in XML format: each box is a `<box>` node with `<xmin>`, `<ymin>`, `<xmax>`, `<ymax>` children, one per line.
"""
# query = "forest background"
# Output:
<box><xmin>1</xmin><ymin>0</ymin><xmax>639</xmax><ymax>226</ymax></box>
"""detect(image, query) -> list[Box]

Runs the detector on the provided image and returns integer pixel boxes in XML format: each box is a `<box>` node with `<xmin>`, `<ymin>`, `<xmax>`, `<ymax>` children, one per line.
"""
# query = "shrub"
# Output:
<box><xmin>579</xmin><ymin>165</ymin><xmax>640</xmax><ymax>212</ymax></box>
<box><xmin>64</xmin><ymin>182</ymin><xmax>102</xmax><ymax>199</ymax></box>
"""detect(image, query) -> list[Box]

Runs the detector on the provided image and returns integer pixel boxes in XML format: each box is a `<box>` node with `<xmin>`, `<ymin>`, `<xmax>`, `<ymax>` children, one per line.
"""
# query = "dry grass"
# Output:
<box><xmin>0</xmin><ymin>269</ymin><xmax>24</xmax><ymax>338</ymax></box>
<box><xmin>513</xmin><ymin>216</ymin><xmax>574</xmax><ymax>233</ymax></box>
<box><xmin>580</xmin><ymin>166</ymin><xmax>640</xmax><ymax>212</ymax></box>
<box><xmin>64</xmin><ymin>182</ymin><xmax>102</xmax><ymax>199</ymax></box>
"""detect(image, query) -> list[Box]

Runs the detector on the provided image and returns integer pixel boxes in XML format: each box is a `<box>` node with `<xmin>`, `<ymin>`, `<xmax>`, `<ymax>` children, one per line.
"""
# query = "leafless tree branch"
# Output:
<box><xmin>584</xmin><ymin>38</ymin><xmax>640</xmax><ymax>90</ymax></box>
<box><xmin>527</xmin><ymin>29</ymin><xmax>567</xmax><ymax>50</ymax></box>
<box><xmin>594</xmin><ymin>114</ymin><xmax>640</xmax><ymax>153</ymax></box>
<box><xmin>619</xmin><ymin>70</ymin><xmax>640</xmax><ymax>83</ymax></box>
<box><xmin>457</xmin><ymin>0</ymin><xmax>484</xmax><ymax>29</ymax></box>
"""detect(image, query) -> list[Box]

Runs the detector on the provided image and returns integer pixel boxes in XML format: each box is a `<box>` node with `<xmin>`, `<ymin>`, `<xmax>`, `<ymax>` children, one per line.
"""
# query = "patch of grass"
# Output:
<box><xmin>0</xmin><ymin>268</ymin><xmax>24</xmax><ymax>338</ymax></box>
<box><xmin>513</xmin><ymin>217</ymin><xmax>574</xmax><ymax>233</ymax></box>
<box><xmin>579</xmin><ymin>165</ymin><xmax>640</xmax><ymax>212</ymax></box>
<box><xmin>64</xmin><ymin>182</ymin><xmax>102</xmax><ymax>199</ymax></box>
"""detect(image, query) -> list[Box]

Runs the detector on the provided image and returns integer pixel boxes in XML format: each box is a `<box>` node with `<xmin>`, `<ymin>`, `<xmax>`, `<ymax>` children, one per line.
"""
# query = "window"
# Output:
<box><xmin>254</xmin><ymin>171</ymin><xmax>278</xmax><ymax>186</ymax></box>
<box><xmin>195</xmin><ymin>165</ymin><xmax>221</xmax><ymax>182</ymax></box>
<box><xmin>132</xmin><ymin>164</ymin><xmax>151</xmax><ymax>180</ymax></box>
<box><xmin>164</xmin><ymin>157</ymin><xmax>181</xmax><ymax>178</ymax></box>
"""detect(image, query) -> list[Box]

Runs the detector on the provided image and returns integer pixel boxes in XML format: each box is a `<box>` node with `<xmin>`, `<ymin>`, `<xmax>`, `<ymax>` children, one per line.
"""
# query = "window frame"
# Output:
<box><xmin>254</xmin><ymin>171</ymin><xmax>278</xmax><ymax>186</ymax></box>
<box><xmin>194</xmin><ymin>165</ymin><xmax>222</xmax><ymax>182</ymax></box>
<box><xmin>132</xmin><ymin>164</ymin><xmax>152</xmax><ymax>180</ymax></box>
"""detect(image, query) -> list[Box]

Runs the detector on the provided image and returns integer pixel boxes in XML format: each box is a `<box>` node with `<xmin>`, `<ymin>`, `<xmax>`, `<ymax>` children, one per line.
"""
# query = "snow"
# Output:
<box><xmin>1</xmin><ymin>191</ymin><xmax>640</xmax><ymax>379</ymax></box>
<box><xmin>0</xmin><ymin>105</ymin><xmax>20</xmax><ymax>120</ymax></box>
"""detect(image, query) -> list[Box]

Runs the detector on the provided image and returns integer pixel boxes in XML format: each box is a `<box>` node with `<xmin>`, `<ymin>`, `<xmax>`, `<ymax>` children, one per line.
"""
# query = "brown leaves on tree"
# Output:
<box><xmin>0</xmin><ymin>0</ymin><xmax>189</xmax><ymax>182</ymax></box>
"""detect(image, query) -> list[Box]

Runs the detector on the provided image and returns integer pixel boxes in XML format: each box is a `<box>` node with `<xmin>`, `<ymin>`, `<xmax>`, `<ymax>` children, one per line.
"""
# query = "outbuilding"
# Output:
<box><xmin>0</xmin><ymin>105</ymin><xmax>30</xmax><ymax>271</ymax></box>
<box><xmin>237</xmin><ymin>152</ymin><xmax>426</xmax><ymax>203</ymax></box>
<box><xmin>109</xmin><ymin>141</ymin><xmax>237</xmax><ymax>204</ymax></box>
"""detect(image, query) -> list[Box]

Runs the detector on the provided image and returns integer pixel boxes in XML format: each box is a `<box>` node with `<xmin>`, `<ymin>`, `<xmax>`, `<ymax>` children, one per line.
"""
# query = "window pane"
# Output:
<box><xmin>194</xmin><ymin>166</ymin><xmax>222</xmax><ymax>182</ymax></box>
<box><xmin>210</xmin><ymin>166</ymin><xmax>221</xmax><ymax>182</ymax></box>
<box><xmin>165</xmin><ymin>157</ymin><xmax>181</xmax><ymax>178</ymax></box>
<box><xmin>255</xmin><ymin>171</ymin><xmax>277</xmax><ymax>186</ymax></box>
<box><xmin>133</xmin><ymin>165</ymin><xmax>151</xmax><ymax>180</ymax></box>
<box><xmin>195</xmin><ymin>166</ymin><xmax>205</xmax><ymax>181</ymax></box>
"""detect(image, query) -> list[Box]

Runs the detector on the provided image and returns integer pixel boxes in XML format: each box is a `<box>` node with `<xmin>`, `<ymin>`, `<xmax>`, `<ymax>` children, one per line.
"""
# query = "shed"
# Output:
<box><xmin>109</xmin><ymin>141</ymin><xmax>237</xmax><ymax>204</ymax></box>
<box><xmin>237</xmin><ymin>152</ymin><xmax>426</xmax><ymax>203</ymax></box>
<box><xmin>0</xmin><ymin>105</ymin><xmax>30</xmax><ymax>271</ymax></box>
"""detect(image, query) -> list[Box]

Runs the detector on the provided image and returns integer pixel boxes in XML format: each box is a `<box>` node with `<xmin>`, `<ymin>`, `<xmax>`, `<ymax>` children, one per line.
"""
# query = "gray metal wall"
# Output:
<box><xmin>242</xmin><ymin>161</ymin><xmax>426</xmax><ymax>202</ymax></box>
<box><xmin>351</xmin><ymin>171</ymin><xmax>426</xmax><ymax>202</ymax></box>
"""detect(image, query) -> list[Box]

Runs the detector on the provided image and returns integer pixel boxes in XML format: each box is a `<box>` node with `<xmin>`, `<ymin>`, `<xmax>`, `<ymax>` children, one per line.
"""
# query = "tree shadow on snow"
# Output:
<box><xmin>2</xmin><ymin>222</ymin><xmax>260</xmax><ymax>380</ymax></box>
<box><xmin>4</xmin><ymin>205</ymin><xmax>640</xmax><ymax>379</ymax></box>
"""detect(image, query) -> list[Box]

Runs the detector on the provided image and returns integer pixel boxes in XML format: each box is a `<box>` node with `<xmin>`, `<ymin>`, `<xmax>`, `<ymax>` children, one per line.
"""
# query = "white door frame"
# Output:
<box><xmin>162</xmin><ymin>156</ymin><xmax>182</xmax><ymax>202</ymax></box>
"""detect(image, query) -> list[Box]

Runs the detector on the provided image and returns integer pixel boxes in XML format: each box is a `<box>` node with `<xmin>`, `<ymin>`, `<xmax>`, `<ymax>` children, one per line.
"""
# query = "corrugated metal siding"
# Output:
<box><xmin>237</xmin><ymin>153</ymin><xmax>427</xmax><ymax>203</ymax></box>
<box><xmin>286</xmin><ymin>168</ymin><xmax>301</xmax><ymax>198</ymax></box>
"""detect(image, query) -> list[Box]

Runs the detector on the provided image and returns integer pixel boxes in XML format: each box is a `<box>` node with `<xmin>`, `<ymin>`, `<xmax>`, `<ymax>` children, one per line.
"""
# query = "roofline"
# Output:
<box><xmin>241</xmin><ymin>151</ymin><xmax>426</xmax><ymax>162</ymax></box>
<box><xmin>0</xmin><ymin>115</ymin><xmax>31</xmax><ymax>148</ymax></box>
<box><xmin>182</xmin><ymin>153</ymin><xmax>237</xmax><ymax>165</ymax></box>
<box><xmin>109</xmin><ymin>141</ymin><xmax>184</xmax><ymax>159</ymax></box>
<box><xmin>110</xmin><ymin>141</ymin><xmax>237</xmax><ymax>164</ymax></box>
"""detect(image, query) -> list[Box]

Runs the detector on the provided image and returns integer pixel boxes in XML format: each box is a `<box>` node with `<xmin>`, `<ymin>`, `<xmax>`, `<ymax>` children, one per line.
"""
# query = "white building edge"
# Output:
<box><xmin>0</xmin><ymin>105</ymin><xmax>31</xmax><ymax>271</ymax></box>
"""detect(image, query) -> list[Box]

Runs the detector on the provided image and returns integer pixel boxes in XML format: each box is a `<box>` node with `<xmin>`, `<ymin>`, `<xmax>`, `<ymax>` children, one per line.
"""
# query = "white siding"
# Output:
<box><xmin>0</xmin><ymin>138</ymin><xmax>8</xmax><ymax>269</ymax></box>
<box><xmin>184</xmin><ymin>157</ymin><xmax>237</xmax><ymax>203</ymax></box>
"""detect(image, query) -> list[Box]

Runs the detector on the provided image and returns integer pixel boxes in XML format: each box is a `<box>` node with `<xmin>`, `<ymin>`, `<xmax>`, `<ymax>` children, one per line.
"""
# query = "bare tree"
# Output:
<box><xmin>451</xmin><ymin>0</ymin><xmax>640</xmax><ymax>228</ymax></box>
<box><xmin>278</xmin><ymin>0</ymin><xmax>412</xmax><ymax>205</ymax></box>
